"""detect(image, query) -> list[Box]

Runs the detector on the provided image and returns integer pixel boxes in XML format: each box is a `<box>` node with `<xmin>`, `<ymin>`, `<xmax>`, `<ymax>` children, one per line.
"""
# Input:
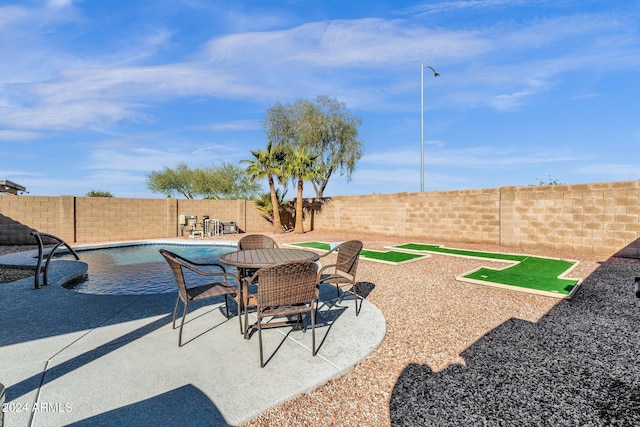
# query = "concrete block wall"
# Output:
<box><xmin>75</xmin><ymin>197</ymin><xmax>176</xmax><ymax>243</ymax></box>
<box><xmin>177</xmin><ymin>199</ymin><xmax>273</xmax><ymax>235</ymax></box>
<box><xmin>498</xmin><ymin>181</ymin><xmax>640</xmax><ymax>255</ymax></box>
<box><xmin>308</xmin><ymin>181</ymin><xmax>639</xmax><ymax>256</ymax></box>
<box><xmin>1</xmin><ymin>180</ymin><xmax>639</xmax><ymax>256</ymax></box>
<box><xmin>313</xmin><ymin>189</ymin><xmax>501</xmax><ymax>244</ymax></box>
<box><xmin>407</xmin><ymin>189</ymin><xmax>500</xmax><ymax>243</ymax></box>
<box><xmin>0</xmin><ymin>195</ymin><xmax>69</xmax><ymax>245</ymax></box>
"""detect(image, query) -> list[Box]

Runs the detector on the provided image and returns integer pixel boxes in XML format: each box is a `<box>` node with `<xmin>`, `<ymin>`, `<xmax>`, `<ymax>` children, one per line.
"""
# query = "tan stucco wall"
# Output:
<box><xmin>1</xmin><ymin>180</ymin><xmax>639</xmax><ymax>256</ymax></box>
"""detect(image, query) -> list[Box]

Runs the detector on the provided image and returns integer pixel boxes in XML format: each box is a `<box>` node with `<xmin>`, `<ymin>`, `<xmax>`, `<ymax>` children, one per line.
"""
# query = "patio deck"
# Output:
<box><xmin>2</xmin><ymin>232</ymin><xmax>640</xmax><ymax>426</ymax></box>
<box><xmin>0</xmin><ymin>239</ymin><xmax>385</xmax><ymax>426</ymax></box>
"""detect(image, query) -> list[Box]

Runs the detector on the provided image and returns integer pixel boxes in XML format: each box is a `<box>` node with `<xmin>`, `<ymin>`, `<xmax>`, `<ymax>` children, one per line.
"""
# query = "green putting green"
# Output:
<box><xmin>284</xmin><ymin>241</ymin><xmax>428</xmax><ymax>265</ymax></box>
<box><xmin>389</xmin><ymin>243</ymin><xmax>581</xmax><ymax>298</ymax></box>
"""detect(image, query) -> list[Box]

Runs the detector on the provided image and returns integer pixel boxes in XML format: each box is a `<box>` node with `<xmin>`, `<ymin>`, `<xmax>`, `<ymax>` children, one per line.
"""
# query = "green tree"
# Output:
<box><xmin>147</xmin><ymin>161</ymin><xmax>260</xmax><ymax>199</ymax></box>
<box><xmin>263</xmin><ymin>102</ymin><xmax>298</xmax><ymax>148</ymax></box>
<box><xmin>254</xmin><ymin>188</ymin><xmax>288</xmax><ymax>226</ymax></box>
<box><xmin>263</xmin><ymin>96</ymin><xmax>363</xmax><ymax>198</ymax></box>
<box><xmin>194</xmin><ymin>161</ymin><xmax>261</xmax><ymax>200</ymax></box>
<box><xmin>86</xmin><ymin>190</ymin><xmax>113</xmax><ymax>197</ymax></box>
<box><xmin>147</xmin><ymin>162</ymin><xmax>196</xmax><ymax>198</ymax></box>
<box><xmin>295</xmin><ymin>95</ymin><xmax>363</xmax><ymax>198</ymax></box>
<box><xmin>284</xmin><ymin>146</ymin><xmax>320</xmax><ymax>234</ymax></box>
<box><xmin>243</xmin><ymin>142</ymin><xmax>287</xmax><ymax>232</ymax></box>
<box><xmin>536</xmin><ymin>175</ymin><xmax>562</xmax><ymax>186</ymax></box>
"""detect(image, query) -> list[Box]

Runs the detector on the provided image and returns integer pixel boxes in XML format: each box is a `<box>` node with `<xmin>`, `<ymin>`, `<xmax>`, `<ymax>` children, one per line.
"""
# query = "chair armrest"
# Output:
<box><xmin>244</xmin><ymin>268</ymin><xmax>261</xmax><ymax>285</ymax></box>
<box><xmin>318</xmin><ymin>245</ymin><xmax>341</xmax><ymax>260</ymax></box>
<box><xmin>317</xmin><ymin>262</ymin><xmax>338</xmax><ymax>275</ymax></box>
<box><xmin>183</xmin><ymin>263</ymin><xmax>231</xmax><ymax>279</ymax></box>
<box><xmin>168</xmin><ymin>251</ymin><xmax>227</xmax><ymax>272</ymax></box>
<box><xmin>320</xmin><ymin>249</ymin><xmax>360</xmax><ymax>272</ymax></box>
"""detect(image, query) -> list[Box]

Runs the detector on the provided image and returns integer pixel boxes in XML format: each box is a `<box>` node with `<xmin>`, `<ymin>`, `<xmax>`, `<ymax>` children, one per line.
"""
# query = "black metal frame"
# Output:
<box><xmin>31</xmin><ymin>232</ymin><xmax>80</xmax><ymax>290</ymax></box>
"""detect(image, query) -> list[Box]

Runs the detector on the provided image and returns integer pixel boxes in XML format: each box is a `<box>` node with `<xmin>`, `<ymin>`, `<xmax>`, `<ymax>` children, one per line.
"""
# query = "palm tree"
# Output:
<box><xmin>254</xmin><ymin>188</ymin><xmax>288</xmax><ymax>227</ymax></box>
<box><xmin>243</xmin><ymin>142</ymin><xmax>286</xmax><ymax>233</ymax></box>
<box><xmin>284</xmin><ymin>146</ymin><xmax>320</xmax><ymax>234</ymax></box>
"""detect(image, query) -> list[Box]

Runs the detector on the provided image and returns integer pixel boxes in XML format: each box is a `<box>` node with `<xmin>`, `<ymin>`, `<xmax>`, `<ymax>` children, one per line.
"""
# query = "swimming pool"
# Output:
<box><xmin>61</xmin><ymin>243</ymin><xmax>238</xmax><ymax>295</ymax></box>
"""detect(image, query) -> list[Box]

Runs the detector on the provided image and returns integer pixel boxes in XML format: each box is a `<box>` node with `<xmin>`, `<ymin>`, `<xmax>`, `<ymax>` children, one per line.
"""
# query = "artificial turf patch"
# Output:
<box><xmin>389</xmin><ymin>243</ymin><xmax>581</xmax><ymax>298</ymax></box>
<box><xmin>284</xmin><ymin>241</ymin><xmax>429</xmax><ymax>265</ymax></box>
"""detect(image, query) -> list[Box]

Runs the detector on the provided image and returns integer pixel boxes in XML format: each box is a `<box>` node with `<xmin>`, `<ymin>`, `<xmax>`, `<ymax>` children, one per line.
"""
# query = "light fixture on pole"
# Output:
<box><xmin>421</xmin><ymin>64</ymin><xmax>440</xmax><ymax>192</ymax></box>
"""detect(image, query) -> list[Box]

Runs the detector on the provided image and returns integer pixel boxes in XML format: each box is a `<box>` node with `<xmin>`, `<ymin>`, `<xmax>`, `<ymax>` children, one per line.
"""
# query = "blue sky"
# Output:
<box><xmin>1</xmin><ymin>0</ymin><xmax>639</xmax><ymax>199</ymax></box>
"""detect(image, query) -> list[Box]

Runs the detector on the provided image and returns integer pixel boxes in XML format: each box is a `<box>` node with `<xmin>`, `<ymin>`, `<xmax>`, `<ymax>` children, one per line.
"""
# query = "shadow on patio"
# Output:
<box><xmin>0</xmin><ymin>270</ymin><xmax>385</xmax><ymax>426</ymax></box>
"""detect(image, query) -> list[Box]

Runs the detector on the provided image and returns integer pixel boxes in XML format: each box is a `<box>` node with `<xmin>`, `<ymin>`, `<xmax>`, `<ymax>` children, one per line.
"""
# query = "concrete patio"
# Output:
<box><xmin>3</xmin><ymin>231</ymin><xmax>640</xmax><ymax>426</ymax></box>
<box><xmin>0</xmin><ymin>244</ymin><xmax>386</xmax><ymax>426</ymax></box>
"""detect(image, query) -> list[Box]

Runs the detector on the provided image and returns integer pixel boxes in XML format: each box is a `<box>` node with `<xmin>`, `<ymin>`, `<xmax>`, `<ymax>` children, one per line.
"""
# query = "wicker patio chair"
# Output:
<box><xmin>238</xmin><ymin>234</ymin><xmax>279</xmax><ymax>250</ymax></box>
<box><xmin>160</xmin><ymin>249</ymin><xmax>240</xmax><ymax>346</ymax></box>
<box><xmin>317</xmin><ymin>240</ymin><xmax>364</xmax><ymax>316</ymax></box>
<box><xmin>243</xmin><ymin>260</ymin><xmax>319</xmax><ymax>367</ymax></box>
<box><xmin>237</xmin><ymin>234</ymin><xmax>279</xmax><ymax>279</ymax></box>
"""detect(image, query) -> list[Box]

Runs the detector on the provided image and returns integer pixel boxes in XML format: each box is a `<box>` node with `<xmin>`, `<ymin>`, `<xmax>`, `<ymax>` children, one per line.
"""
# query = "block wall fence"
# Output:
<box><xmin>1</xmin><ymin>179</ymin><xmax>639</xmax><ymax>257</ymax></box>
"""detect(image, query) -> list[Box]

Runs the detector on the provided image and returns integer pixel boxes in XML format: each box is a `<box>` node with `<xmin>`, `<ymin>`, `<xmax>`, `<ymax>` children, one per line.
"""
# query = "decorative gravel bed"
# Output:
<box><xmin>238</xmin><ymin>232</ymin><xmax>638</xmax><ymax>427</ymax></box>
<box><xmin>0</xmin><ymin>245</ymin><xmax>37</xmax><ymax>283</ymax></box>
<box><xmin>2</xmin><ymin>234</ymin><xmax>639</xmax><ymax>426</ymax></box>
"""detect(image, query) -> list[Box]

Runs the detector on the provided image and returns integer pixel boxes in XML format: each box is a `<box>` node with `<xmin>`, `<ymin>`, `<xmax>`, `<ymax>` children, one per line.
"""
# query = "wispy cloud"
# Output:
<box><xmin>0</xmin><ymin>5</ymin><xmax>30</xmax><ymax>29</ymax></box>
<box><xmin>3</xmin><ymin>4</ymin><xmax>636</xmax><ymax>131</ymax></box>
<box><xmin>362</xmin><ymin>146</ymin><xmax>584</xmax><ymax>168</ymax></box>
<box><xmin>428</xmin><ymin>147</ymin><xmax>584</xmax><ymax>167</ymax></box>
<box><xmin>406</xmin><ymin>0</ymin><xmax>563</xmax><ymax>17</ymax></box>
<box><xmin>86</xmin><ymin>147</ymin><xmax>198</xmax><ymax>172</ymax></box>
<box><xmin>208</xmin><ymin>120</ymin><xmax>261</xmax><ymax>132</ymax></box>
<box><xmin>0</xmin><ymin>130</ymin><xmax>42</xmax><ymax>141</ymax></box>
<box><xmin>2</xmin><ymin>1</ymin><xmax>639</xmax><ymax>198</ymax></box>
<box><xmin>489</xmin><ymin>79</ymin><xmax>550</xmax><ymax>111</ymax></box>
<box><xmin>576</xmin><ymin>163</ymin><xmax>638</xmax><ymax>180</ymax></box>
<box><xmin>202</xmin><ymin>19</ymin><xmax>489</xmax><ymax>68</ymax></box>
<box><xmin>47</xmin><ymin>0</ymin><xmax>74</xmax><ymax>8</ymax></box>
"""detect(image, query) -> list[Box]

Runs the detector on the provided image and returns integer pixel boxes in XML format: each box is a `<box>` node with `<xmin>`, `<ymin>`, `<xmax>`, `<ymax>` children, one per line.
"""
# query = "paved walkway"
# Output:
<box><xmin>0</xmin><ymin>246</ymin><xmax>386</xmax><ymax>426</ymax></box>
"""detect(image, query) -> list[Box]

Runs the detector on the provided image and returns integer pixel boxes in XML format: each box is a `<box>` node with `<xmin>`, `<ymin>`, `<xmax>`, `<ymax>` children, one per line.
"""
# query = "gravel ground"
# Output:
<box><xmin>2</xmin><ymin>233</ymin><xmax>639</xmax><ymax>426</ymax></box>
<box><xmin>0</xmin><ymin>245</ymin><xmax>37</xmax><ymax>283</ymax></box>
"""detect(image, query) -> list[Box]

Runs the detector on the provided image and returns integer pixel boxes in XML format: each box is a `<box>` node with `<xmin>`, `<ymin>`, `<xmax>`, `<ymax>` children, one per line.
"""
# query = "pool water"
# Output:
<box><xmin>61</xmin><ymin>244</ymin><xmax>237</xmax><ymax>295</ymax></box>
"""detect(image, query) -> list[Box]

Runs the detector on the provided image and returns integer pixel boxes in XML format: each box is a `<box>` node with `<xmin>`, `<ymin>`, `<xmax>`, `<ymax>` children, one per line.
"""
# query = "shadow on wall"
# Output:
<box><xmin>388</xmin><ymin>259</ymin><xmax>640</xmax><ymax>426</ymax></box>
<box><xmin>0</xmin><ymin>214</ymin><xmax>37</xmax><ymax>245</ymax></box>
<box><xmin>283</xmin><ymin>197</ymin><xmax>331</xmax><ymax>232</ymax></box>
<box><xmin>612</xmin><ymin>237</ymin><xmax>640</xmax><ymax>260</ymax></box>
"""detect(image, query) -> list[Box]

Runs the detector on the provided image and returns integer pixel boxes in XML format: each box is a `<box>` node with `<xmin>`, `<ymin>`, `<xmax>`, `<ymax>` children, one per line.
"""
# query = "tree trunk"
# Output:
<box><xmin>268</xmin><ymin>175</ymin><xmax>283</xmax><ymax>233</ymax></box>
<box><xmin>294</xmin><ymin>179</ymin><xmax>305</xmax><ymax>233</ymax></box>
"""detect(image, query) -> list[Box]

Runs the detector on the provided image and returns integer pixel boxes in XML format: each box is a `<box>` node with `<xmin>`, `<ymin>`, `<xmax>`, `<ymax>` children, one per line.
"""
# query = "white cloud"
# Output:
<box><xmin>0</xmin><ymin>130</ymin><xmax>42</xmax><ymax>141</ymax></box>
<box><xmin>208</xmin><ymin>120</ymin><xmax>261</xmax><ymax>132</ymax></box>
<box><xmin>362</xmin><ymin>146</ymin><xmax>584</xmax><ymax>169</ymax></box>
<box><xmin>203</xmin><ymin>19</ymin><xmax>490</xmax><ymax>68</ymax></box>
<box><xmin>361</xmin><ymin>149</ymin><xmax>419</xmax><ymax>166</ymax></box>
<box><xmin>576</xmin><ymin>163</ymin><xmax>638</xmax><ymax>180</ymax></box>
<box><xmin>428</xmin><ymin>147</ymin><xmax>584</xmax><ymax>167</ymax></box>
<box><xmin>406</xmin><ymin>0</ymin><xmax>546</xmax><ymax>16</ymax></box>
<box><xmin>47</xmin><ymin>0</ymin><xmax>74</xmax><ymax>8</ymax></box>
<box><xmin>86</xmin><ymin>147</ymin><xmax>203</xmax><ymax>172</ymax></box>
<box><xmin>489</xmin><ymin>83</ymin><xmax>546</xmax><ymax>111</ymax></box>
<box><xmin>0</xmin><ymin>5</ymin><xmax>30</xmax><ymax>29</ymax></box>
<box><xmin>2</xmin><ymin>5</ymin><xmax>638</xmax><ymax>136</ymax></box>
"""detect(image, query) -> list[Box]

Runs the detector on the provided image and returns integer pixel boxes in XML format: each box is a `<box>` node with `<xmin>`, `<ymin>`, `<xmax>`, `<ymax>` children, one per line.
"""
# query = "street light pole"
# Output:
<box><xmin>421</xmin><ymin>64</ymin><xmax>440</xmax><ymax>192</ymax></box>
